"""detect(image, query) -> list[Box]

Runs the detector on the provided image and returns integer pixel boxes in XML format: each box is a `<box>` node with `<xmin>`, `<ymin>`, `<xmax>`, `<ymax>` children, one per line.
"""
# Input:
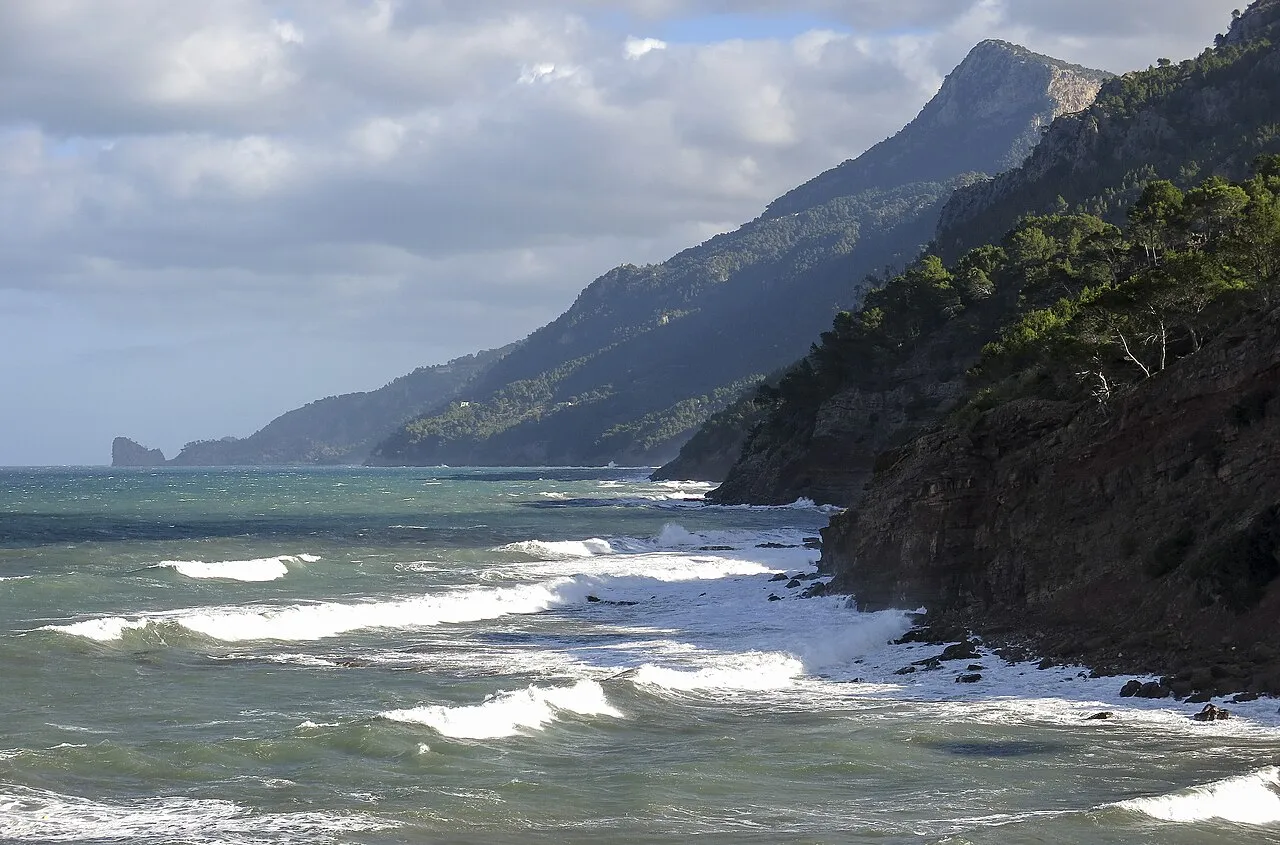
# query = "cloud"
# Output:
<box><xmin>625</xmin><ymin>36</ymin><xmax>669</xmax><ymax>59</ymax></box>
<box><xmin>0</xmin><ymin>0</ymin><xmax>1244</xmax><ymax>463</ymax></box>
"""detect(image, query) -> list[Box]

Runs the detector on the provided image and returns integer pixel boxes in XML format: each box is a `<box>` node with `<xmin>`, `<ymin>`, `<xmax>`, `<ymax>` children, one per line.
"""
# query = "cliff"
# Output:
<box><xmin>375</xmin><ymin>41</ymin><xmax>1108</xmax><ymax>470</ymax></box>
<box><xmin>765</xmin><ymin>41</ymin><xmax>1107</xmax><ymax>219</ymax></box>
<box><xmin>111</xmin><ymin>437</ymin><xmax>166</xmax><ymax>467</ymax></box>
<box><xmin>822</xmin><ymin>306</ymin><xmax>1280</xmax><ymax>695</ymax></box>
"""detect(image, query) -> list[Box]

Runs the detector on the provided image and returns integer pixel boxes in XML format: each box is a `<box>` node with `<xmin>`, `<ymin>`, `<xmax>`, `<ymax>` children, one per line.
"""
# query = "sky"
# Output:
<box><xmin>0</xmin><ymin>0</ymin><xmax>1243</xmax><ymax>465</ymax></box>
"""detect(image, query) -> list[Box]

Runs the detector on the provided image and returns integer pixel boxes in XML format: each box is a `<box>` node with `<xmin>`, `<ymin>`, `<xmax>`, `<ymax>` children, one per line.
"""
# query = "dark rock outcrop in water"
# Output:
<box><xmin>374</xmin><ymin>41</ymin><xmax>1108</xmax><ymax>471</ymax></box>
<box><xmin>821</xmin><ymin>306</ymin><xmax>1280</xmax><ymax>695</ymax></box>
<box><xmin>111</xmin><ymin>437</ymin><xmax>166</xmax><ymax>467</ymax></box>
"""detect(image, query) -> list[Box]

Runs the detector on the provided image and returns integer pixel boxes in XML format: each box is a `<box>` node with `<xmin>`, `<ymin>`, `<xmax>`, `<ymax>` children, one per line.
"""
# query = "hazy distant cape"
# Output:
<box><xmin>111</xmin><ymin>348</ymin><xmax>507</xmax><ymax>467</ymax></box>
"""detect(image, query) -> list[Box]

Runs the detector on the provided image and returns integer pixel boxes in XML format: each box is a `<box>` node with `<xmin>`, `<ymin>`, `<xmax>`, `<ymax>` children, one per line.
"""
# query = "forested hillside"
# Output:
<box><xmin>372</xmin><ymin>41</ymin><xmax>1108</xmax><ymax>468</ymax></box>
<box><xmin>706</xmin><ymin>4</ymin><xmax>1280</xmax><ymax>504</ymax></box>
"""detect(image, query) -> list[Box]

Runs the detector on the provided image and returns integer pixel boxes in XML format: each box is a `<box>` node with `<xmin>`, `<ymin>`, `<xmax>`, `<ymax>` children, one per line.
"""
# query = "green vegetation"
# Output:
<box><xmin>727</xmin><ymin>157</ymin><xmax>1280</xmax><ymax>492</ymax></box>
<box><xmin>972</xmin><ymin>163</ymin><xmax>1280</xmax><ymax>407</ymax></box>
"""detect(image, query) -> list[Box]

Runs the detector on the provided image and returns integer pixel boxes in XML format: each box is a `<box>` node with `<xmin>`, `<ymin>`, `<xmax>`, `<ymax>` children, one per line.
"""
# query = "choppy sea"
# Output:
<box><xmin>1</xmin><ymin>466</ymin><xmax>1278</xmax><ymax>844</ymax></box>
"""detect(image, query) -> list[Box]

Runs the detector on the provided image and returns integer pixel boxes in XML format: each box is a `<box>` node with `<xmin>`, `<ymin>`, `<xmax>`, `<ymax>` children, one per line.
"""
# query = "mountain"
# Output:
<box><xmin>704</xmin><ymin>4</ymin><xmax>1280</xmax><ymax>505</ymax></box>
<box><xmin>111</xmin><ymin>348</ymin><xmax>507</xmax><ymax>467</ymax></box>
<box><xmin>936</xmin><ymin>0</ymin><xmax>1280</xmax><ymax>257</ymax></box>
<box><xmin>700</xmin><ymin>0</ymin><xmax>1280</xmax><ymax>693</ymax></box>
<box><xmin>370</xmin><ymin>41</ymin><xmax>1110</xmax><ymax>469</ymax></box>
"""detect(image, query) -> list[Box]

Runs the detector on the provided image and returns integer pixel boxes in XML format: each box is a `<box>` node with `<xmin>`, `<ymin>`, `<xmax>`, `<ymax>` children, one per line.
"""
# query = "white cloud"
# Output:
<box><xmin>624</xmin><ymin>36</ymin><xmax>668</xmax><ymax>59</ymax></box>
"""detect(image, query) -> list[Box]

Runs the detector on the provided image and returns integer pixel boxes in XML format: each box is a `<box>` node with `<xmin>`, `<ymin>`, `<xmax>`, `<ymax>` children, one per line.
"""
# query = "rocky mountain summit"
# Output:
<box><xmin>764</xmin><ymin>41</ymin><xmax>1108</xmax><ymax>219</ymax></box>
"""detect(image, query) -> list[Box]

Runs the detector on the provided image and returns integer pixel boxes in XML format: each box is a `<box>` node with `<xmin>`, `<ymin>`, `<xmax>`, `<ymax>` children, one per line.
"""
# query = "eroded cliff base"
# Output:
<box><xmin>822</xmin><ymin>307</ymin><xmax>1280</xmax><ymax>697</ymax></box>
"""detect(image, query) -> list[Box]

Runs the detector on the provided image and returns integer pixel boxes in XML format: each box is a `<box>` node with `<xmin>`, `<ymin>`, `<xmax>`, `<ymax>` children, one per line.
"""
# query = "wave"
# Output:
<box><xmin>0</xmin><ymin>783</ymin><xmax>384</xmax><ymax>844</ymax></box>
<box><xmin>1115</xmin><ymin>766</ymin><xmax>1280</xmax><ymax>825</ymax></box>
<box><xmin>497</xmin><ymin>538</ymin><xmax>617</xmax><ymax>559</ymax></box>
<box><xmin>43</xmin><ymin>578</ymin><xmax>594</xmax><ymax>643</ymax></box>
<box><xmin>380</xmin><ymin>680</ymin><xmax>621</xmax><ymax>739</ymax></box>
<box><xmin>498</xmin><ymin>523</ymin><xmax>810</xmax><ymax>562</ymax></box>
<box><xmin>634</xmin><ymin>652</ymin><xmax>805</xmax><ymax>693</ymax></box>
<box><xmin>153</xmin><ymin>554</ymin><xmax>319</xmax><ymax>583</ymax></box>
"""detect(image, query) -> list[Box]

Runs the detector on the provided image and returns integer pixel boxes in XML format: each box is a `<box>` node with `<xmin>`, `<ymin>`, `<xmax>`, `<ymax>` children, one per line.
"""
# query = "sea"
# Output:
<box><xmin>1</xmin><ymin>466</ymin><xmax>1278</xmax><ymax>844</ymax></box>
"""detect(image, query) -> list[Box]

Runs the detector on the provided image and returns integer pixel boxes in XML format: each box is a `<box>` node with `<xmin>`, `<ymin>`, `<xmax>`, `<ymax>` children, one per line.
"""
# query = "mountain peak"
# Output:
<box><xmin>762</xmin><ymin>43</ymin><xmax>1110</xmax><ymax>219</ymax></box>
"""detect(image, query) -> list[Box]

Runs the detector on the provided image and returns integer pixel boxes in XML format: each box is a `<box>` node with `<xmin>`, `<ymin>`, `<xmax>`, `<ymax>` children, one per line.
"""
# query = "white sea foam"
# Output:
<box><xmin>47</xmin><ymin>617</ymin><xmax>150</xmax><ymax>642</ymax></box>
<box><xmin>498</xmin><ymin>538</ymin><xmax>616</xmax><ymax>559</ymax></box>
<box><xmin>44</xmin><ymin>578</ymin><xmax>595</xmax><ymax>643</ymax></box>
<box><xmin>0</xmin><ymin>783</ymin><xmax>384</xmax><ymax>844</ymax></box>
<box><xmin>634</xmin><ymin>652</ymin><xmax>805</xmax><ymax>692</ymax></box>
<box><xmin>380</xmin><ymin>680</ymin><xmax>621</xmax><ymax>739</ymax></box>
<box><xmin>1115</xmin><ymin>767</ymin><xmax>1280</xmax><ymax>825</ymax></box>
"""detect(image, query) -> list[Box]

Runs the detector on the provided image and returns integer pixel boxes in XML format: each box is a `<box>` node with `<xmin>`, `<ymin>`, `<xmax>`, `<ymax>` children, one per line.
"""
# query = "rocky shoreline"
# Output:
<box><xmin>813</xmin><ymin>305</ymin><xmax>1280</xmax><ymax>704</ymax></box>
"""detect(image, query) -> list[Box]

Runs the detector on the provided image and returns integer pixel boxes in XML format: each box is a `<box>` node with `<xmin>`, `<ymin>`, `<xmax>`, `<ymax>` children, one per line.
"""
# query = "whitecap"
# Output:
<box><xmin>44</xmin><ymin>578</ymin><xmax>594</xmax><ymax>643</ymax></box>
<box><xmin>497</xmin><ymin>538</ymin><xmax>616</xmax><ymax>559</ymax></box>
<box><xmin>1115</xmin><ymin>766</ymin><xmax>1280</xmax><ymax>825</ymax></box>
<box><xmin>380</xmin><ymin>680</ymin><xmax>621</xmax><ymax>739</ymax></box>
<box><xmin>633</xmin><ymin>652</ymin><xmax>805</xmax><ymax>693</ymax></box>
<box><xmin>0</xmin><ymin>783</ymin><xmax>385</xmax><ymax>844</ymax></box>
<box><xmin>154</xmin><ymin>554</ymin><xmax>318</xmax><ymax>583</ymax></box>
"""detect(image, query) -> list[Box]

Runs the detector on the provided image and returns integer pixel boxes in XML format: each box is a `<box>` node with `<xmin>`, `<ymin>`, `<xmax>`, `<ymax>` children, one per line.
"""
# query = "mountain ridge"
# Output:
<box><xmin>372</xmin><ymin>39</ymin><xmax>1109</xmax><ymax>469</ymax></box>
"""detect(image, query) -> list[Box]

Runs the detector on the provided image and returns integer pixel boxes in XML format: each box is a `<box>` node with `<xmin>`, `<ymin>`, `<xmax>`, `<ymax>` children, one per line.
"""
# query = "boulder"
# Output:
<box><xmin>1086</xmin><ymin>712</ymin><xmax>1114</xmax><ymax>720</ymax></box>
<box><xmin>1192</xmin><ymin>703</ymin><xmax>1231</xmax><ymax>721</ymax></box>
<box><xmin>799</xmin><ymin>582</ymin><xmax>829</xmax><ymax>599</ymax></box>
<box><xmin>1136</xmin><ymin>682</ymin><xmax>1172</xmax><ymax>699</ymax></box>
<box><xmin>1231</xmin><ymin>692</ymin><xmax>1261</xmax><ymax>703</ymax></box>
<box><xmin>1119</xmin><ymin>680</ymin><xmax>1143</xmax><ymax>697</ymax></box>
<box><xmin>941</xmin><ymin>640</ymin><xmax>981</xmax><ymax>661</ymax></box>
<box><xmin>769</xmin><ymin>573</ymin><xmax>789</xmax><ymax>582</ymax></box>
<box><xmin>767</xmin><ymin>594</ymin><xmax>783</xmax><ymax>602</ymax></box>
<box><xmin>956</xmin><ymin>673</ymin><xmax>983</xmax><ymax>683</ymax></box>
<box><xmin>786</xmin><ymin>579</ymin><xmax>803</xmax><ymax>589</ymax></box>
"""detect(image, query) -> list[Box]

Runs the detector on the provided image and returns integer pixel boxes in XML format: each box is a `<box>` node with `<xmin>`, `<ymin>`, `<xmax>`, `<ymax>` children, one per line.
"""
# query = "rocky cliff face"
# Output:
<box><xmin>111</xmin><ymin>437</ymin><xmax>166</xmax><ymax>467</ymax></box>
<box><xmin>765</xmin><ymin>41</ymin><xmax>1108</xmax><ymax>219</ymax></box>
<box><xmin>709</xmin><ymin>319</ymin><xmax>973</xmax><ymax>504</ymax></box>
<box><xmin>821</xmin><ymin>308</ymin><xmax>1280</xmax><ymax>693</ymax></box>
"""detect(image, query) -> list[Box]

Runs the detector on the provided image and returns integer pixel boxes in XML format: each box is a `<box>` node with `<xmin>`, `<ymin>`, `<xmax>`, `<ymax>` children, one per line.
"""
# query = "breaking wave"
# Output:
<box><xmin>43</xmin><ymin>579</ymin><xmax>594</xmax><ymax>643</ymax></box>
<box><xmin>154</xmin><ymin>554</ymin><xmax>319</xmax><ymax>582</ymax></box>
<box><xmin>380</xmin><ymin>680</ymin><xmax>621</xmax><ymax>739</ymax></box>
<box><xmin>1115</xmin><ymin>767</ymin><xmax>1280</xmax><ymax>826</ymax></box>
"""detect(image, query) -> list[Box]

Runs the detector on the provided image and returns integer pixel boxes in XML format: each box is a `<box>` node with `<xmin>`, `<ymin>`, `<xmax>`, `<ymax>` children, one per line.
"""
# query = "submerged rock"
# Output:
<box><xmin>956</xmin><ymin>673</ymin><xmax>983</xmax><ymax>683</ymax></box>
<box><xmin>1086</xmin><ymin>712</ymin><xmax>1114</xmax><ymax>720</ymax></box>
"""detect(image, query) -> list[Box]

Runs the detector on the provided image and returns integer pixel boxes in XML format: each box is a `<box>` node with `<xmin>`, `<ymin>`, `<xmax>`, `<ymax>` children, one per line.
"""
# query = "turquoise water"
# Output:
<box><xmin>2</xmin><ymin>467</ymin><xmax>1278</xmax><ymax>844</ymax></box>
